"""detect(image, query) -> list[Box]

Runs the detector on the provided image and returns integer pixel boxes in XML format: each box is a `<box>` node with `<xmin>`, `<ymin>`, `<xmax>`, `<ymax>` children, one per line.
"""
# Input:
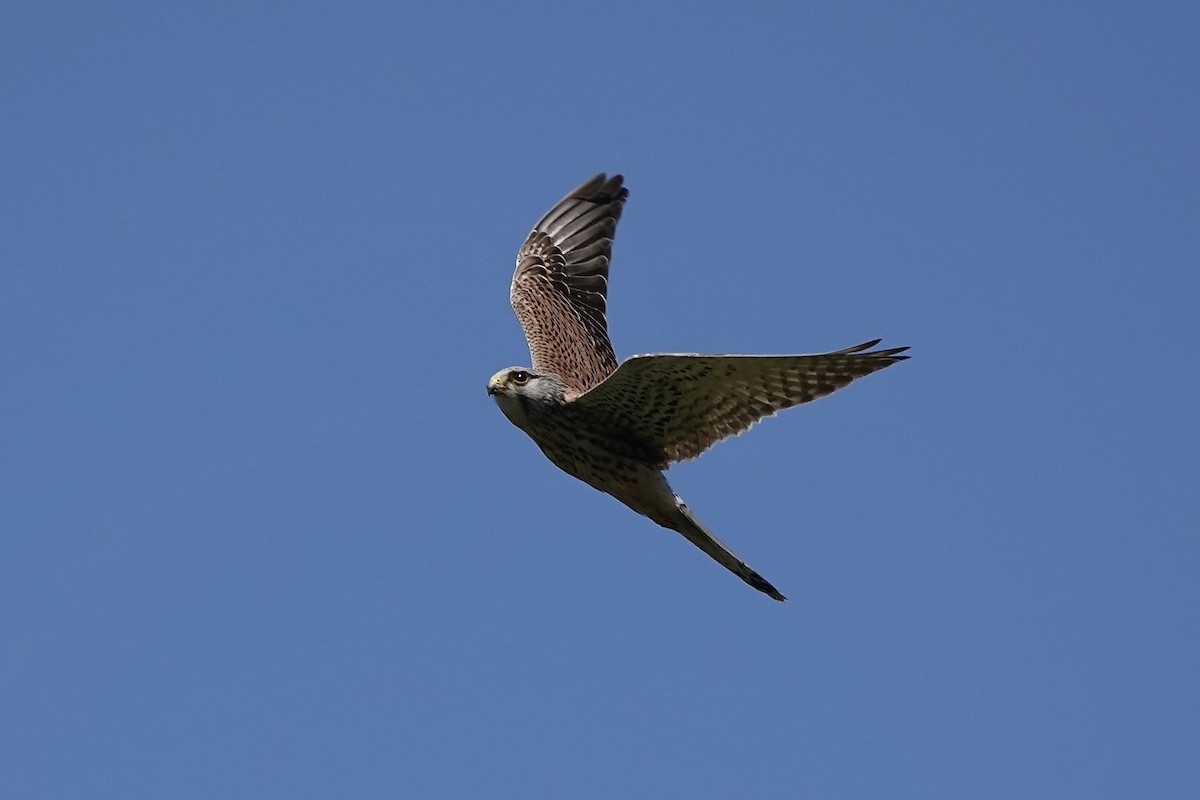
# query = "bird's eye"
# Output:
<box><xmin>512</xmin><ymin>371</ymin><xmax>530</xmax><ymax>385</ymax></box>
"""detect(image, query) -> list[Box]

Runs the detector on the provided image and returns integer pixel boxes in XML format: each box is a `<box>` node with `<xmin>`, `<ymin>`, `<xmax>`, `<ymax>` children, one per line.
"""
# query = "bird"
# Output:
<box><xmin>487</xmin><ymin>173</ymin><xmax>908</xmax><ymax>601</ymax></box>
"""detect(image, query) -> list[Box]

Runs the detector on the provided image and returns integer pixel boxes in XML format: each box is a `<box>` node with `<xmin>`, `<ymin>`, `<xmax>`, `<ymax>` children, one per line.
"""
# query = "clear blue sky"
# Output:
<box><xmin>3</xmin><ymin>2</ymin><xmax>1197</xmax><ymax>797</ymax></box>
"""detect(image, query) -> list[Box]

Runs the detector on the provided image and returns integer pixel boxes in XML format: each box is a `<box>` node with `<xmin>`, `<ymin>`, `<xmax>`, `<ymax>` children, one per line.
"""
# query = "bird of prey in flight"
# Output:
<box><xmin>487</xmin><ymin>174</ymin><xmax>908</xmax><ymax>601</ymax></box>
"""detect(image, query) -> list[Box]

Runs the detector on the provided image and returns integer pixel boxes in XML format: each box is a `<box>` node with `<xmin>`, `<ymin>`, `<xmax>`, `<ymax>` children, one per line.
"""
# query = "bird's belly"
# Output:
<box><xmin>523</xmin><ymin>422</ymin><xmax>623</xmax><ymax>475</ymax></box>
<box><xmin>524</xmin><ymin>426</ymin><xmax>674</xmax><ymax>525</ymax></box>
<box><xmin>535</xmin><ymin>436</ymin><xmax>644</xmax><ymax>490</ymax></box>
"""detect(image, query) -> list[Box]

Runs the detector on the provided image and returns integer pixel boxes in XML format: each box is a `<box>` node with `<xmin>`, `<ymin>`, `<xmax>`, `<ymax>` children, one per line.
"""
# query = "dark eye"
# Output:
<box><xmin>512</xmin><ymin>371</ymin><xmax>530</xmax><ymax>385</ymax></box>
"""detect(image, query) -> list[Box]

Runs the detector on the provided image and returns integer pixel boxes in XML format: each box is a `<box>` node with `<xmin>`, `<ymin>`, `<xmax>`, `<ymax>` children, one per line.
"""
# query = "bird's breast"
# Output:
<box><xmin>492</xmin><ymin>392</ymin><xmax>531</xmax><ymax>430</ymax></box>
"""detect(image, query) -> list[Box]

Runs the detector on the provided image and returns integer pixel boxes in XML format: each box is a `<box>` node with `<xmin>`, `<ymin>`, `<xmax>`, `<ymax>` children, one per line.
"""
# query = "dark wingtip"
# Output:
<box><xmin>573</xmin><ymin>173</ymin><xmax>628</xmax><ymax>204</ymax></box>
<box><xmin>853</xmin><ymin>340</ymin><xmax>911</xmax><ymax>364</ymax></box>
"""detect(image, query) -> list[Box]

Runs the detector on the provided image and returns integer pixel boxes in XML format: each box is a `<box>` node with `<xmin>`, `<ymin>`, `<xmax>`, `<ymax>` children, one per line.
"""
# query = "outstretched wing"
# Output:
<box><xmin>573</xmin><ymin>340</ymin><xmax>910</xmax><ymax>466</ymax></box>
<box><xmin>511</xmin><ymin>173</ymin><xmax>629</xmax><ymax>395</ymax></box>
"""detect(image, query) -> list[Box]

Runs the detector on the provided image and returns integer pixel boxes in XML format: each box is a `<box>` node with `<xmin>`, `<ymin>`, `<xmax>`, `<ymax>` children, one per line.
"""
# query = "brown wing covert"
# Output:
<box><xmin>575</xmin><ymin>340</ymin><xmax>910</xmax><ymax>466</ymax></box>
<box><xmin>510</xmin><ymin>173</ymin><xmax>629</xmax><ymax>394</ymax></box>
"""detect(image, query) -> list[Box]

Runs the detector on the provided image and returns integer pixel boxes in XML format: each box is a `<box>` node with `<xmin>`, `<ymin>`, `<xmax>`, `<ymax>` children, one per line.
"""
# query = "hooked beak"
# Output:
<box><xmin>486</xmin><ymin>378</ymin><xmax>504</xmax><ymax>396</ymax></box>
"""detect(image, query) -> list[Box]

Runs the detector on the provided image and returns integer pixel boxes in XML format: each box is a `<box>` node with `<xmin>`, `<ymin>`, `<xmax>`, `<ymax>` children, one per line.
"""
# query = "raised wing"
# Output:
<box><xmin>511</xmin><ymin>173</ymin><xmax>629</xmax><ymax>395</ymax></box>
<box><xmin>573</xmin><ymin>340</ymin><xmax>910</xmax><ymax>466</ymax></box>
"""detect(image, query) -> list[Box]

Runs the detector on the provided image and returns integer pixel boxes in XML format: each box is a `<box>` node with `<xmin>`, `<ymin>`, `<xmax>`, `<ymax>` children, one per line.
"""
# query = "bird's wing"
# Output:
<box><xmin>573</xmin><ymin>340</ymin><xmax>910</xmax><ymax>466</ymax></box>
<box><xmin>511</xmin><ymin>173</ymin><xmax>628</xmax><ymax>395</ymax></box>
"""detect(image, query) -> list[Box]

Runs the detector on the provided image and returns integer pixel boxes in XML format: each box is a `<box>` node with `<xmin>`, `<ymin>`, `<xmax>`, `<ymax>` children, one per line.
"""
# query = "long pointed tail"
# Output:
<box><xmin>672</xmin><ymin>499</ymin><xmax>786</xmax><ymax>601</ymax></box>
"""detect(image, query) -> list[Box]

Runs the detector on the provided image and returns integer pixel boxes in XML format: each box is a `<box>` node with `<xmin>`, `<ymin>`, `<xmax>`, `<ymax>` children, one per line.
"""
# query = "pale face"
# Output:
<box><xmin>486</xmin><ymin>367</ymin><xmax>533</xmax><ymax>397</ymax></box>
<box><xmin>486</xmin><ymin>367</ymin><xmax>535</xmax><ymax>429</ymax></box>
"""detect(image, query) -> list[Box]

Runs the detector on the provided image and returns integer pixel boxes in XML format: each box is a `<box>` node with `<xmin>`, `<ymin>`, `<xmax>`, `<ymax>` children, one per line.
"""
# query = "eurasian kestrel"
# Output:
<box><xmin>487</xmin><ymin>174</ymin><xmax>908</xmax><ymax>601</ymax></box>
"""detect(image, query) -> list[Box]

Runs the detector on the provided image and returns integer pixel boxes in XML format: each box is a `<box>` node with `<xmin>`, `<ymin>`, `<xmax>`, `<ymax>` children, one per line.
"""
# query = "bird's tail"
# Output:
<box><xmin>671</xmin><ymin>498</ymin><xmax>786</xmax><ymax>601</ymax></box>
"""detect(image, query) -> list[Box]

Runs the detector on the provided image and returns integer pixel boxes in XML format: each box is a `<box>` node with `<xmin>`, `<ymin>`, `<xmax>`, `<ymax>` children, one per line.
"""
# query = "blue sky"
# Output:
<box><xmin>3</xmin><ymin>2</ymin><xmax>1197</xmax><ymax>797</ymax></box>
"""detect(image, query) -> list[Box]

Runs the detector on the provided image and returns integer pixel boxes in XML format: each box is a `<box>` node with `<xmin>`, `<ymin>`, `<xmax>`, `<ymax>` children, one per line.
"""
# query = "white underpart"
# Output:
<box><xmin>493</xmin><ymin>392</ymin><xmax>531</xmax><ymax>431</ymax></box>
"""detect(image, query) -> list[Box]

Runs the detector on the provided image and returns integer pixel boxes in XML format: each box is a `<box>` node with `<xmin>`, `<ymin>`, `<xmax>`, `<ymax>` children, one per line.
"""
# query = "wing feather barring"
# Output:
<box><xmin>488</xmin><ymin>174</ymin><xmax>908</xmax><ymax>601</ymax></box>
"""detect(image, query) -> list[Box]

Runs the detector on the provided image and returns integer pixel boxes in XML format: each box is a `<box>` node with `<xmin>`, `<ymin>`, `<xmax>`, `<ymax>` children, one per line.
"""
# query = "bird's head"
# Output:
<box><xmin>487</xmin><ymin>367</ymin><xmax>568</xmax><ymax>427</ymax></box>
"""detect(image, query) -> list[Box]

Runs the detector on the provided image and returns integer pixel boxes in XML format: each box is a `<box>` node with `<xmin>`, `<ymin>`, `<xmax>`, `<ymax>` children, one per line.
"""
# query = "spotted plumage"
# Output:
<box><xmin>488</xmin><ymin>174</ymin><xmax>909</xmax><ymax>601</ymax></box>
